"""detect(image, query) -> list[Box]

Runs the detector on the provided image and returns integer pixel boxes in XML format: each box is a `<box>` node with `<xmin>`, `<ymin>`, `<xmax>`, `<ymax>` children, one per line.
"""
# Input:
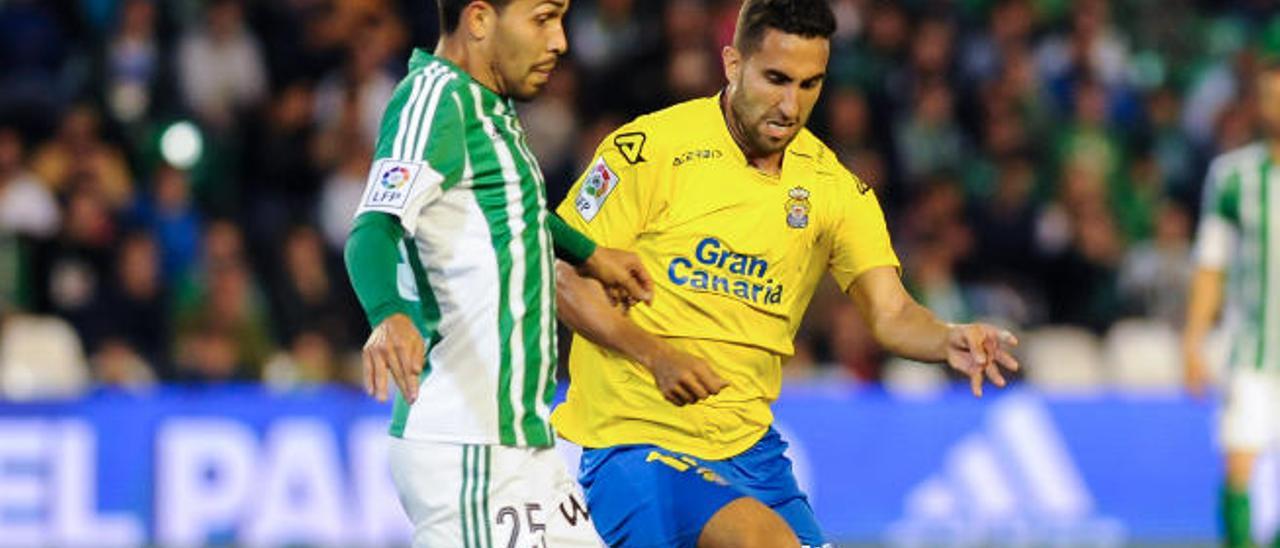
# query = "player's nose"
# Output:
<box><xmin>548</xmin><ymin>22</ymin><xmax>568</xmax><ymax>56</ymax></box>
<box><xmin>777</xmin><ymin>86</ymin><xmax>800</xmax><ymax>120</ymax></box>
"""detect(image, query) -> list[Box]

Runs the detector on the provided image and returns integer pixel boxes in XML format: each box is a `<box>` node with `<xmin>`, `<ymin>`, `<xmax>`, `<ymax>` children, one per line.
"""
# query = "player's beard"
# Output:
<box><xmin>727</xmin><ymin>89</ymin><xmax>797</xmax><ymax>157</ymax></box>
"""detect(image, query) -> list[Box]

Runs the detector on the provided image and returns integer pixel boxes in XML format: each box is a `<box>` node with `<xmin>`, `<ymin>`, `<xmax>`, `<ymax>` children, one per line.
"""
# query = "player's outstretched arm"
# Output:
<box><xmin>846</xmin><ymin>266</ymin><xmax>1019</xmax><ymax>397</ymax></box>
<box><xmin>1182</xmin><ymin>267</ymin><xmax>1224</xmax><ymax>398</ymax></box>
<box><xmin>547</xmin><ymin>214</ymin><xmax>654</xmax><ymax>305</ymax></box>
<box><xmin>555</xmin><ymin>260</ymin><xmax>726</xmax><ymax>405</ymax></box>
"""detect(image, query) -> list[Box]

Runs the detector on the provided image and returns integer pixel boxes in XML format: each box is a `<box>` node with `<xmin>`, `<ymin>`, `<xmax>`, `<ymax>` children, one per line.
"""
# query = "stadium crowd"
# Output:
<box><xmin>0</xmin><ymin>0</ymin><xmax>1277</xmax><ymax>394</ymax></box>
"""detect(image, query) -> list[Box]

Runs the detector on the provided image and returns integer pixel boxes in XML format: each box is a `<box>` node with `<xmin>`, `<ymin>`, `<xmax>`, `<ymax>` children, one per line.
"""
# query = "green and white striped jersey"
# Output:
<box><xmin>355</xmin><ymin>50</ymin><xmax>557</xmax><ymax>447</ymax></box>
<box><xmin>1195</xmin><ymin>142</ymin><xmax>1279</xmax><ymax>371</ymax></box>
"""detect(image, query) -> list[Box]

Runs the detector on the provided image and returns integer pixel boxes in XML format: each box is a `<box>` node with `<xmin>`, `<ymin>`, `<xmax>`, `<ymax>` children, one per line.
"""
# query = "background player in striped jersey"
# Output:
<box><xmin>343</xmin><ymin>1</ymin><xmax>650</xmax><ymax>546</ymax></box>
<box><xmin>1184</xmin><ymin>61</ymin><xmax>1280</xmax><ymax>547</ymax></box>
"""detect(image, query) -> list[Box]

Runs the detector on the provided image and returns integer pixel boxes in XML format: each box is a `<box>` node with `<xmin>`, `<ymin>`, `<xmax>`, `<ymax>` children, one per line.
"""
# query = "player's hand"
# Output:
<box><xmin>362</xmin><ymin>313</ymin><xmax>426</xmax><ymax>404</ymax></box>
<box><xmin>945</xmin><ymin>323</ymin><xmax>1019</xmax><ymax>398</ymax></box>
<box><xmin>1183</xmin><ymin>348</ymin><xmax>1210</xmax><ymax>399</ymax></box>
<box><xmin>579</xmin><ymin>246</ymin><xmax>654</xmax><ymax>306</ymax></box>
<box><xmin>643</xmin><ymin>347</ymin><xmax>729</xmax><ymax>406</ymax></box>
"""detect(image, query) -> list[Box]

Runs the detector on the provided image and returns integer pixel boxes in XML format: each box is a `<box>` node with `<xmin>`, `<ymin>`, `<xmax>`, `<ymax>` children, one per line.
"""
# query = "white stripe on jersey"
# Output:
<box><xmin>414</xmin><ymin>71</ymin><xmax>458</xmax><ymax>161</ymax></box>
<box><xmin>390</xmin><ymin>71</ymin><xmax>427</xmax><ymax>160</ymax></box>
<box><xmin>501</xmin><ymin>106</ymin><xmax>556</xmax><ymax>422</ymax></box>
<box><xmin>471</xmin><ymin>83</ymin><xmax>530</xmax><ymax>446</ymax></box>
<box><xmin>401</xmin><ymin>64</ymin><xmax>447</xmax><ymax>160</ymax></box>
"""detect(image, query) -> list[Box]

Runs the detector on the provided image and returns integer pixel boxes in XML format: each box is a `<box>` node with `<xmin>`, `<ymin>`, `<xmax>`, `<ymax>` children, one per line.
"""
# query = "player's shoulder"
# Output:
<box><xmin>788</xmin><ymin>129</ymin><xmax>875</xmax><ymax>199</ymax></box>
<box><xmin>605</xmin><ymin>97</ymin><xmax>722</xmax><ymax>160</ymax></box>
<box><xmin>1209</xmin><ymin>142</ymin><xmax>1269</xmax><ymax>177</ymax></box>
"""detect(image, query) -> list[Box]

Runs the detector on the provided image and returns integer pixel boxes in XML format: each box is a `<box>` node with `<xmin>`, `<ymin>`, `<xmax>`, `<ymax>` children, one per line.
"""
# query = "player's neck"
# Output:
<box><xmin>1270</xmin><ymin>139</ymin><xmax>1280</xmax><ymax>164</ymax></box>
<box><xmin>720</xmin><ymin>93</ymin><xmax>784</xmax><ymax>176</ymax></box>
<box><xmin>434</xmin><ymin>37</ymin><xmax>505</xmax><ymax>97</ymax></box>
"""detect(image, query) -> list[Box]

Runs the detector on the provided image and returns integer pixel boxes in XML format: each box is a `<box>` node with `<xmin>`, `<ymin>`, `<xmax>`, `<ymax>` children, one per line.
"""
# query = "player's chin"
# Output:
<box><xmin>509</xmin><ymin>81</ymin><xmax>546</xmax><ymax>102</ymax></box>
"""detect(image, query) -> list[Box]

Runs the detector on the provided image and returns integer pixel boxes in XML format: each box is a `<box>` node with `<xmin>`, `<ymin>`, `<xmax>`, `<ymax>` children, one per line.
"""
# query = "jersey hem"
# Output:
<box><xmin>389</xmin><ymin>429</ymin><xmax>556</xmax><ymax>448</ymax></box>
<box><xmin>554</xmin><ymin>420</ymin><xmax>770</xmax><ymax>461</ymax></box>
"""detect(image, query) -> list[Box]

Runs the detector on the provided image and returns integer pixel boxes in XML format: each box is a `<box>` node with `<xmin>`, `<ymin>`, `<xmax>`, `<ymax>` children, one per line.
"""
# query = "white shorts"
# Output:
<box><xmin>388</xmin><ymin>437</ymin><xmax>603</xmax><ymax>547</ymax></box>
<box><xmin>1221</xmin><ymin>368</ymin><xmax>1280</xmax><ymax>452</ymax></box>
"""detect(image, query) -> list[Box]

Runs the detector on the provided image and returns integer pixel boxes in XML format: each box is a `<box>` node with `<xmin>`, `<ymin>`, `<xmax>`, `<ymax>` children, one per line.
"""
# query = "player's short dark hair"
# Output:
<box><xmin>437</xmin><ymin>0</ymin><xmax>512</xmax><ymax>35</ymax></box>
<box><xmin>734</xmin><ymin>0</ymin><xmax>837</xmax><ymax>57</ymax></box>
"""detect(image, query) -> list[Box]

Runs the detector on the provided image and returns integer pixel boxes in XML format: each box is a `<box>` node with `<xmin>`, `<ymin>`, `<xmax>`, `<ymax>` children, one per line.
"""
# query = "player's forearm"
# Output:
<box><xmin>548</xmin><ymin>214</ymin><xmax>598</xmax><ymax>266</ymax></box>
<box><xmin>345</xmin><ymin>212</ymin><xmax>413</xmax><ymax>327</ymax></box>
<box><xmin>847</xmin><ymin>267</ymin><xmax>950</xmax><ymax>363</ymax></box>
<box><xmin>1182</xmin><ymin>268</ymin><xmax>1224</xmax><ymax>353</ymax></box>
<box><xmin>554</xmin><ymin>261</ymin><xmax>667</xmax><ymax>368</ymax></box>
<box><xmin>869</xmin><ymin>299</ymin><xmax>951</xmax><ymax>363</ymax></box>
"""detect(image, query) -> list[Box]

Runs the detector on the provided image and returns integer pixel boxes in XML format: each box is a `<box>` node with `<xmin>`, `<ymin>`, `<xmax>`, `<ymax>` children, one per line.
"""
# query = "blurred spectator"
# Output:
<box><xmin>90</xmin><ymin>338</ymin><xmax>156</xmax><ymax>388</ymax></box>
<box><xmin>263</xmin><ymin>330</ymin><xmax>342</xmax><ymax>388</ymax></box>
<box><xmin>1118</xmin><ymin>201</ymin><xmax>1194</xmax><ymax>327</ymax></box>
<box><xmin>312</xmin><ymin>14</ymin><xmax>400</xmax><ymax>150</ymax></box>
<box><xmin>242</xmin><ymin>82</ymin><xmax>320</xmax><ymax>254</ymax></box>
<box><xmin>0</xmin><ymin>0</ymin><xmax>68</xmax><ymax>116</ymax></box>
<box><xmin>173</xmin><ymin>221</ymin><xmax>273</xmax><ymax>381</ymax></box>
<box><xmin>84</xmin><ymin>231</ymin><xmax>170</xmax><ymax>379</ymax></box>
<box><xmin>317</xmin><ymin>131</ymin><xmax>372</xmax><ymax>254</ymax></box>
<box><xmin>130</xmin><ymin>165</ymin><xmax>200</xmax><ymax>285</ymax></box>
<box><xmin>29</xmin><ymin>183</ymin><xmax>117</xmax><ymax>335</ymax></box>
<box><xmin>1038</xmin><ymin>164</ymin><xmax>1125</xmax><ymax>331</ymax></box>
<box><xmin>894</xmin><ymin>79</ymin><xmax>968</xmax><ymax>187</ymax></box>
<box><xmin>269</xmin><ymin>225</ymin><xmax>358</xmax><ymax>348</ymax></box>
<box><xmin>30</xmin><ymin>105</ymin><xmax>134</xmax><ymax>209</ymax></box>
<box><xmin>103</xmin><ymin>0</ymin><xmax>166</xmax><ymax>126</ymax></box>
<box><xmin>174</xmin><ymin>257</ymin><xmax>274</xmax><ymax>382</ymax></box>
<box><xmin>176</xmin><ymin>0</ymin><xmax>268</xmax><ymax>131</ymax></box>
<box><xmin>0</xmin><ymin>126</ymin><xmax>60</xmax><ymax>238</ymax></box>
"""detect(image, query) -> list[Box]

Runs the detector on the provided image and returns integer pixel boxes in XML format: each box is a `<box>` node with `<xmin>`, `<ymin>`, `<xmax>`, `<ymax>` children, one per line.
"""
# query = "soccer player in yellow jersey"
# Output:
<box><xmin>551</xmin><ymin>1</ymin><xmax>1020</xmax><ymax>546</ymax></box>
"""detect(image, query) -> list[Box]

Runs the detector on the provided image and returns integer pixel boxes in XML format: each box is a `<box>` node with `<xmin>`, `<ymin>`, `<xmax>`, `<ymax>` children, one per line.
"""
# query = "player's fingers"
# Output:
<box><xmin>962</xmin><ymin>328</ymin><xmax>989</xmax><ymax>368</ymax></box>
<box><xmin>970</xmin><ymin>369</ymin><xmax>983</xmax><ymax>398</ymax></box>
<box><xmin>366</xmin><ymin>348</ymin><xmax>390</xmax><ymax>402</ymax></box>
<box><xmin>666</xmin><ymin>384</ymin><xmax>694</xmax><ymax>406</ymax></box>
<box><xmin>383</xmin><ymin>345</ymin><xmax>415</xmax><ymax>404</ymax></box>
<box><xmin>998</xmin><ymin>330</ymin><xmax>1019</xmax><ymax>347</ymax></box>
<box><xmin>682</xmin><ymin>375</ymin><xmax>710</xmax><ymax>402</ymax></box>
<box><xmin>694</xmin><ymin>365</ymin><xmax>729</xmax><ymax>394</ymax></box>
<box><xmin>629</xmin><ymin>264</ymin><xmax>654</xmax><ymax>303</ymax></box>
<box><xmin>618</xmin><ymin>272</ymin><xmax>653</xmax><ymax>305</ymax></box>
<box><xmin>361</xmin><ymin>347</ymin><xmax>375</xmax><ymax>396</ymax></box>
<box><xmin>985</xmin><ymin>362</ymin><xmax>1007</xmax><ymax>388</ymax></box>
<box><xmin>394</xmin><ymin>341</ymin><xmax>422</xmax><ymax>403</ymax></box>
<box><xmin>995</xmin><ymin>349</ymin><xmax>1020</xmax><ymax>372</ymax></box>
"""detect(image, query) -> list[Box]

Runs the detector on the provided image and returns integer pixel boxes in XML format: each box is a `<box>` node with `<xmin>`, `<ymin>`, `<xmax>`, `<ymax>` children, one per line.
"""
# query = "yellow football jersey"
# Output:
<box><xmin>553</xmin><ymin>95</ymin><xmax>899</xmax><ymax>459</ymax></box>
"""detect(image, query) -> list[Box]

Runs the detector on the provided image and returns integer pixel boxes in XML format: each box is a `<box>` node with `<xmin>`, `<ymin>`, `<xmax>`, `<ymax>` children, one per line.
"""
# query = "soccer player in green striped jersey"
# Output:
<box><xmin>343</xmin><ymin>1</ymin><xmax>648</xmax><ymax>546</ymax></box>
<box><xmin>1184</xmin><ymin>62</ymin><xmax>1280</xmax><ymax>548</ymax></box>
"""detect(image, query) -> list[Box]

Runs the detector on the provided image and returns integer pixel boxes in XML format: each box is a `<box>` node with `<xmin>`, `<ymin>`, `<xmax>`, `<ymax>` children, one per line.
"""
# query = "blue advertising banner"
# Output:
<box><xmin>0</xmin><ymin>385</ymin><xmax>1235</xmax><ymax>545</ymax></box>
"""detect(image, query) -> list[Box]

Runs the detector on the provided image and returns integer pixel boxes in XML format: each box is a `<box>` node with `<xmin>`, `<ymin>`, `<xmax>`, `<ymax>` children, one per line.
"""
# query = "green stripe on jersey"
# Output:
<box><xmin>465</xmin><ymin>445</ymin><xmax>476</xmax><ymax>548</ymax></box>
<box><xmin>1258</xmin><ymin>158</ymin><xmax>1272</xmax><ymax>370</ymax></box>
<box><xmin>491</xmin><ymin>101</ymin><xmax>555</xmax><ymax>446</ymax></box>
<box><xmin>1210</xmin><ymin>144</ymin><xmax>1280</xmax><ymax>372</ymax></box>
<box><xmin>461</xmin><ymin>84</ymin><xmax>523</xmax><ymax>445</ymax></box>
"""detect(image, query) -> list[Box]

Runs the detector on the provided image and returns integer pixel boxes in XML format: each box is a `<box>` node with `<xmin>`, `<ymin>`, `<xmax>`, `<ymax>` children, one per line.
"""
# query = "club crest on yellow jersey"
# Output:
<box><xmin>785</xmin><ymin>187</ymin><xmax>810</xmax><ymax>229</ymax></box>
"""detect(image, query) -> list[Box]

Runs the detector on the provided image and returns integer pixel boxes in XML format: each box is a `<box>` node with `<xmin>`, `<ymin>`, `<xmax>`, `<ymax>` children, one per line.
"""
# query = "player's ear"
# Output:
<box><xmin>722</xmin><ymin>45</ymin><xmax>741</xmax><ymax>88</ymax></box>
<box><xmin>463</xmin><ymin>0</ymin><xmax>496</xmax><ymax>41</ymax></box>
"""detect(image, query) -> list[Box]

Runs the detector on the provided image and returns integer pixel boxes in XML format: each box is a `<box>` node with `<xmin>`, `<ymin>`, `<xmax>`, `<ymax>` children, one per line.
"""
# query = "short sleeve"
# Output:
<box><xmin>355</xmin><ymin>73</ymin><xmax>465</xmax><ymax>234</ymax></box>
<box><xmin>555</xmin><ymin>125</ymin><xmax>661</xmax><ymax>248</ymax></box>
<box><xmin>1195</xmin><ymin>158</ymin><xmax>1241</xmax><ymax>269</ymax></box>
<box><xmin>828</xmin><ymin>176</ymin><xmax>900</xmax><ymax>290</ymax></box>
